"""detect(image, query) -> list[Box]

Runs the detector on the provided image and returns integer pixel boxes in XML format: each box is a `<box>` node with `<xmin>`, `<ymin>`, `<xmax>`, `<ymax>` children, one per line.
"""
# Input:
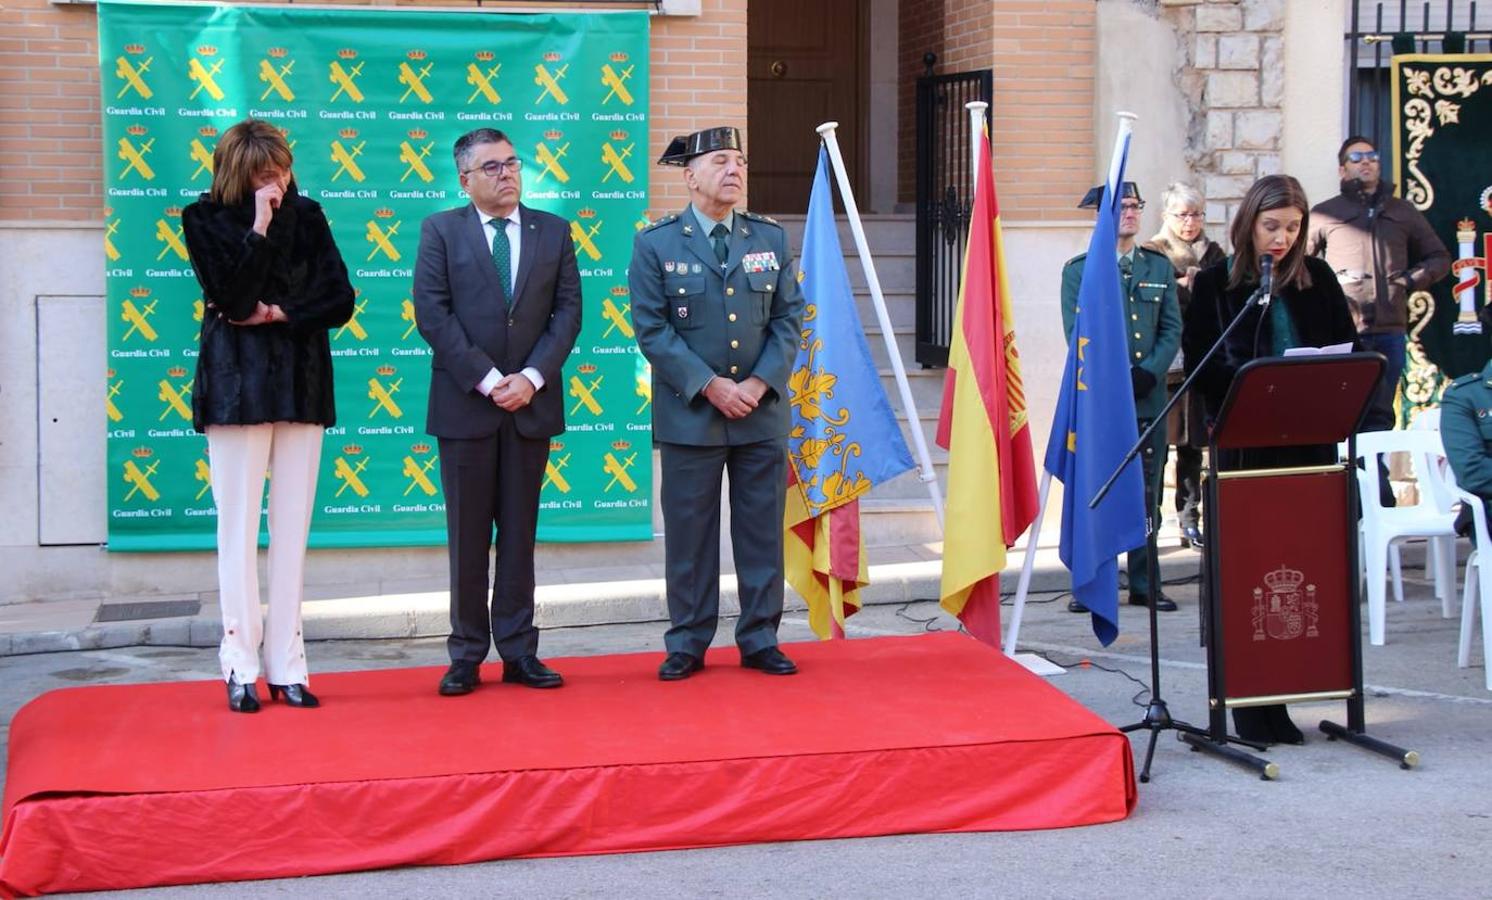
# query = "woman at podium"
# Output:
<box><xmin>1181</xmin><ymin>174</ymin><xmax>1360</xmax><ymax>744</ymax></box>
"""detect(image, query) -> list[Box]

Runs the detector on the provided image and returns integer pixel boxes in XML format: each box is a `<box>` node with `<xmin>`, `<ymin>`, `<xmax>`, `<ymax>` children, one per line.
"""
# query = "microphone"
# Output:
<box><xmin>1258</xmin><ymin>253</ymin><xmax>1274</xmax><ymax>307</ymax></box>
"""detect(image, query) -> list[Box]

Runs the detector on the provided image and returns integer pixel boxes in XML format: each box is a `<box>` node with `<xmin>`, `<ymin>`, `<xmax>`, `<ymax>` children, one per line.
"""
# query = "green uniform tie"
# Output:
<box><xmin>491</xmin><ymin>217</ymin><xmax>512</xmax><ymax>306</ymax></box>
<box><xmin>710</xmin><ymin>222</ymin><xmax>729</xmax><ymax>265</ymax></box>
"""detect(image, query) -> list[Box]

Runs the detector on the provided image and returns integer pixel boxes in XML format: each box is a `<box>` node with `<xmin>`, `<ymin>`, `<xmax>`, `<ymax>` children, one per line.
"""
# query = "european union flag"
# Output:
<box><xmin>788</xmin><ymin>146</ymin><xmax>914</xmax><ymax>516</ymax></box>
<box><xmin>1042</xmin><ymin>138</ymin><xmax>1147</xmax><ymax>646</ymax></box>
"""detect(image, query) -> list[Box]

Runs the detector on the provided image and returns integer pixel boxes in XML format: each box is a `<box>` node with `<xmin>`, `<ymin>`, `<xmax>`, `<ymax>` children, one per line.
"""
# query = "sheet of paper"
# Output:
<box><xmin>1283</xmin><ymin>342</ymin><xmax>1354</xmax><ymax>357</ymax></box>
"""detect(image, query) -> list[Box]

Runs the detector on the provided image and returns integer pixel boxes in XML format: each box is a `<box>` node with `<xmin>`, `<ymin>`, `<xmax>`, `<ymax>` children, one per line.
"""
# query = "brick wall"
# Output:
<box><xmin>985</xmin><ymin>1</ymin><xmax>1095</xmax><ymax>220</ymax></box>
<box><xmin>898</xmin><ymin>0</ymin><xmax>945</xmax><ymax>206</ymax></box>
<box><xmin>897</xmin><ymin>0</ymin><xmax>1095</xmax><ymax>220</ymax></box>
<box><xmin>0</xmin><ymin>0</ymin><xmax>105</xmax><ymax>222</ymax></box>
<box><xmin>0</xmin><ymin>0</ymin><xmax>746</xmax><ymax>223</ymax></box>
<box><xmin>647</xmin><ymin>0</ymin><xmax>748</xmax><ymax>216</ymax></box>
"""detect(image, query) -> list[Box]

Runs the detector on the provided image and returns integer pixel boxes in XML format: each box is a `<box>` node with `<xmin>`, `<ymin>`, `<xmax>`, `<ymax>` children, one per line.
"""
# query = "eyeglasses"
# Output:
<box><xmin>465</xmin><ymin>157</ymin><xmax>523</xmax><ymax>177</ymax></box>
<box><xmin>1120</xmin><ymin>201</ymin><xmax>1146</xmax><ymax>212</ymax></box>
<box><xmin>1345</xmin><ymin>150</ymin><xmax>1380</xmax><ymax>164</ymax></box>
<box><xmin>1167</xmin><ymin>210</ymin><xmax>1204</xmax><ymax>221</ymax></box>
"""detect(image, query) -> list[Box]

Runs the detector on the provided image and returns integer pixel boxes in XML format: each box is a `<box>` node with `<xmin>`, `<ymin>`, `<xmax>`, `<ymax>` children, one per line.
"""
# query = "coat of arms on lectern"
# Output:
<box><xmin>1251</xmin><ymin>566</ymin><xmax>1320</xmax><ymax>642</ymax></box>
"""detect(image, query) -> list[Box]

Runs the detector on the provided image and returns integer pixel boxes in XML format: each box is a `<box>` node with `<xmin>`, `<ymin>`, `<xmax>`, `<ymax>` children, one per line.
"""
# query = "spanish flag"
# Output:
<box><xmin>785</xmin><ymin>146</ymin><xmax>915</xmax><ymax>639</ymax></box>
<box><xmin>935</xmin><ymin>130</ymin><xmax>1039</xmax><ymax>646</ymax></box>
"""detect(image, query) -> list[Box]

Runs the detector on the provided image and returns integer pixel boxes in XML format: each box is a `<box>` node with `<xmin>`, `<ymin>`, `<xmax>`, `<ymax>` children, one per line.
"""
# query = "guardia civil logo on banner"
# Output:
<box><xmin>99</xmin><ymin>1</ymin><xmax>651</xmax><ymax>550</ymax></box>
<box><xmin>1392</xmin><ymin>53</ymin><xmax>1492</xmax><ymax>425</ymax></box>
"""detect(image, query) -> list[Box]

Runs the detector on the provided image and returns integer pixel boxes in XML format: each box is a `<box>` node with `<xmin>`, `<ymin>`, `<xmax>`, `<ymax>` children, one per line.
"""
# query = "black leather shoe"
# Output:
<box><xmin>438</xmin><ymin>661</ymin><xmax>482</xmax><ymax>696</ymax></box>
<box><xmin>658</xmin><ymin>652</ymin><xmax>703</xmax><ymax>681</ymax></box>
<box><xmin>1129</xmin><ymin>592</ymin><xmax>1178</xmax><ymax>612</ymax></box>
<box><xmin>226</xmin><ymin>679</ymin><xmax>260</xmax><ymax>713</ymax></box>
<box><xmin>1180</xmin><ymin>524</ymin><xmax>1205</xmax><ymax>550</ymax></box>
<box><xmin>741</xmin><ymin>646</ymin><xmax>798</xmax><ymax>675</ymax></box>
<box><xmin>268</xmin><ymin>683</ymin><xmax>320</xmax><ymax>708</ymax></box>
<box><xmin>1067</xmin><ymin>598</ymin><xmax>1087</xmax><ymax>613</ymax></box>
<box><xmin>502</xmin><ymin>655</ymin><xmax>564</xmax><ymax>689</ymax></box>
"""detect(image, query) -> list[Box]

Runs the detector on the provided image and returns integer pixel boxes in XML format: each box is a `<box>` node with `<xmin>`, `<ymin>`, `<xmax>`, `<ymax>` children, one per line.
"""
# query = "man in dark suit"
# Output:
<box><xmin>629</xmin><ymin>126</ymin><xmax>805</xmax><ymax>681</ymax></box>
<box><xmin>413</xmin><ymin>128</ymin><xmax>582</xmax><ymax>695</ymax></box>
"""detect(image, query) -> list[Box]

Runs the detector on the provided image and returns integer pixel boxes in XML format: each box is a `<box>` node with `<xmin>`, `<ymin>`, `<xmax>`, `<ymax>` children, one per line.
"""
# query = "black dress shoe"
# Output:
<box><xmin>741</xmin><ymin>646</ymin><xmax>798</xmax><ymax>675</ymax></box>
<box><xmin>658</xmin><ymin>652</ymin><xmax>703</xmax><ymax>681</ymax></box>
<box><xmin>1180</xmin><ymin>524</ymin><xmax>1205</xmax><ymax>549</ymax></box>
<box><xmin>1128</xmin><ymin>592</ymin><xmax>1178</xmax><ymax>612</ymax></box>
<box><xmin>226</xmin><ymin>679</ymin><xmax>260</xmax><ymax>713</ymax></box>
<box><xmin>502</xmin><ymin>655</ymin><xmax>564</xmax><ymax>689</ymax></box>
<box><xmin>268</xmin><ymin>683</ymin><xmax>320</xmax><ymax>708</ymax></box>
<box><xmin>1067</xmin><ymin>598</ymin><xmax>1087</xmax><ymax>613</ymax></box>
<box><xmin>438</xmin><ymin>661</ymin><xmax>482</xmax><ymax>696</ymax></box>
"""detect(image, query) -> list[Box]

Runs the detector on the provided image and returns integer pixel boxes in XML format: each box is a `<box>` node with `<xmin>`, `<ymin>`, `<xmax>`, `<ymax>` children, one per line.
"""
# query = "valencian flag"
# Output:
<box><xmin>934</xmin><ymin>131</ymin><xmax>1040</xmax><ymax>647</ymax></box>
<box><xmin>785</xmin><ymin>146</ymin><xmax>915</xmax><ymax>639</ymax></box>
<box><xmin>1042</xmin><ymin>131</ymin><xmax>1147</xmax><ymax>647</ymax></box>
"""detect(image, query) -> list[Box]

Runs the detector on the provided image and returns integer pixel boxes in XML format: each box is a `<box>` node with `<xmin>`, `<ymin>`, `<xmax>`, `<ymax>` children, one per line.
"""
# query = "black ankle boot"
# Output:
<box><xmin>1269</xmin><ymin>704</ymin><xmax>1305</xmax><ymax>745</ymax></box>
<box><xmin>267</xmin><ymin>683</ymin><xmax>320</xmax><ymax>708</ymax></box>
<box><xmin>1231</xmin><ymin>706</ymin><xmax>1273</xmax><ymax>744</ymax></box>
<box><xmin>227</xmin><ymin>679</ymin><xmax>261</xmax><ymax>713</ymax></box>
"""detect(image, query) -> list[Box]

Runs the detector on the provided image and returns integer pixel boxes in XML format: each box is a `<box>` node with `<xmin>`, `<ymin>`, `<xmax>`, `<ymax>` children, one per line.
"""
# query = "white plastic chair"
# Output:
<box><xmin>1440</xmin><ymin>468</ymin><xmax>1492</xmax><ymax>691</ymax></box>
<box><xmin>1408</xmin><ymin>408</ymin><xmax>1456</xmax><ymax>588</ymax></box>
<box><xmin>1355</xmin><ymin>430</ymin><xmax>1459</xmax><ymax>646</ymax></box>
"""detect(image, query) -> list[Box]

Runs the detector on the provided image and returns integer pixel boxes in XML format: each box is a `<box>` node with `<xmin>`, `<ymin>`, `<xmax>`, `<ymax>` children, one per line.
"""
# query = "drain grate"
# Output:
<box><xmin>95</xmin><ymin>600</ymin><xmax>202</xmax><ymax>623</ymax></box>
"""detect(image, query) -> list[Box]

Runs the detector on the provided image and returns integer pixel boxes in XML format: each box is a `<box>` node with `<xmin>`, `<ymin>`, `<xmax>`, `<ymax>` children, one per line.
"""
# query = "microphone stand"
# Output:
<box><xmin>1088</xmin><ymin>278</ymin><xmax>1278</xmax><ymax>782</ymax></box>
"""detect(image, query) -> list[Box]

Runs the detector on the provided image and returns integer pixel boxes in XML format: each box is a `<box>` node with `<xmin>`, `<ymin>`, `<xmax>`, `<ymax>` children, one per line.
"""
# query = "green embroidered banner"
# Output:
<box><xmin>99</xmin><ymin>0</ymin><xmax>652</xmax><ymax>550</ymax></box>
<box><xmin>1392</xmin><ymin>53</ymin><xmax>1492</xmax><ymax>425</ymax></box>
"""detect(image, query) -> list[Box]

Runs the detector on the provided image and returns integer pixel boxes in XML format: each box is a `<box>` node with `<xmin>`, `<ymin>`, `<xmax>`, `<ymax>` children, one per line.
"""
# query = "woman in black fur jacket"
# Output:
<box><xmin>183</xmin><ymin>119</ymin><xmax>354</xmax><ymax>713</ymax></box>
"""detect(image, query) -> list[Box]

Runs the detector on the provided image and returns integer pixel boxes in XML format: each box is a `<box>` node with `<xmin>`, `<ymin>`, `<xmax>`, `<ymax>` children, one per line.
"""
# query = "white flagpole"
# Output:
<box><xmin>816</xmin><ymin>121</ymin><xmax>945</xmax><ymax>530</ymax></box>
<box><xmin>966</xmin><ymin>101</ymin><xmax>987</xmax><ymax>193</ymax></box>
<box><xmin>1003</xmin><ymin>111</ymin><xmax>1138</xmax><ymax>664</ymax></box>
<box><xmin>1003</xmin><ymin>469</ymin><xmax>1051</xmax><ymax>656</ymax></box>
<box><xmin>962</xmin><ymin>101</ymin><xmax>1052</xmax><ymax>663</ymax></box>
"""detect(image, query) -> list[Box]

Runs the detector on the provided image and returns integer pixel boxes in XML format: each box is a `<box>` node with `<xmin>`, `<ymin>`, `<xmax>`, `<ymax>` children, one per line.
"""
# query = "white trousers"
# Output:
<box><xmin>206</xmin><ymin>422</ymin><xmax>323</xmax><ymax>685</ymax></box>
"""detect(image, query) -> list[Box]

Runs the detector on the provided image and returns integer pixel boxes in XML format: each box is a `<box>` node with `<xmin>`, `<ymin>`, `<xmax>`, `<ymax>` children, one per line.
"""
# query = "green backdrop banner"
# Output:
<box><xmin>98</xmin><ymin>1</ymin><xmax>652</xmax><ymax>550</ymax></box>
<box><xmin>1392</xmin><ymin>53</ymin><xmax>1492</xmax><ymax>426</ymax></box>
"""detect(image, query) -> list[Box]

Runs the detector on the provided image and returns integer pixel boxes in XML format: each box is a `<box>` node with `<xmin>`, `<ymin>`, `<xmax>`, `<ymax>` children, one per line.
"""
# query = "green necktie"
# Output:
<box><xmin>710</xmin><ymin>222</ymin><xmax>729</xmax><ymax>265</ymax></box>
<box><xmin>1118</xmin><ymin>253</ymin><xmax>1133</xmax><ymax>288</ymax></box>
<box><xmin>491</xmin><ymin>217</ymin><xmax>512</xmax><ymax>306</ymax></box>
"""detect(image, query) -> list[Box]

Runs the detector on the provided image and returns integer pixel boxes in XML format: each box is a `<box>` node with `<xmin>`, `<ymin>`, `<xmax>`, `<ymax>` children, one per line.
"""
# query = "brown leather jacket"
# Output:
<box><xmin>1308</xmin><ymin>179</ymin><xmax>1450</xmax><ymax>335</ymax></box>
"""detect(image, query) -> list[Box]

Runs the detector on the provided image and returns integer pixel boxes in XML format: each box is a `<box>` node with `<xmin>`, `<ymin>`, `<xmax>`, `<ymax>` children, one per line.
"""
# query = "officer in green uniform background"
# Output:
<box><xmin>1060</xmin><ymin>181</ymin><xmax>1182</xmax><ymax>612</ymax></box>
<box><xmin>629</xmin><ymin>126</ymin><xmax>805</xmax><ymax>681</ymax></box>
<box><xmin>1440</xmin><ymin>356</ymin><xmax>1492</xmax><ymax>540</ymax></box>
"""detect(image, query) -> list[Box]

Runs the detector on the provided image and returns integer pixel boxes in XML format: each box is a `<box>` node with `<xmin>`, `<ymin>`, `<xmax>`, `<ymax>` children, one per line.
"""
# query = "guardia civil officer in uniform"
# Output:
<box><xmin>1440</xmin><ymin>340</ymin><xmax>1492</xmax><ymax>541</ymax></box>
<box><xmin>629</xmin><ymin>126</ymin><xmax>805</xmax><ymax>681</ymax></box>
<box><xmin>1060</xmin><ymin>182</ymin><xmax>1182</xmax><ymax>613</ymax></box>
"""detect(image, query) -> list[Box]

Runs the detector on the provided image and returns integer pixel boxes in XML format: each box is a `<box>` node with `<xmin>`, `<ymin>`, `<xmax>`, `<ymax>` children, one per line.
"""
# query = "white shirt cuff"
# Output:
<box><xmin>520</xmin><ymin>366</ymin><xmax>545</xmax><ymax>391</ymax></box>
<box><xmin>476</xmin><ymin>368</ymin><xmax>503</xmax><ymax>396</ymax></box>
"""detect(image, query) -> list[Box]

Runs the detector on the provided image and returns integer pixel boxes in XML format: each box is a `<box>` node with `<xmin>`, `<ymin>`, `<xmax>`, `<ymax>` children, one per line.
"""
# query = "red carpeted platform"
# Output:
<box><xmin>0</xmin><ymin>633</ymin><xmax>1134</xmax><ymax>896</ymax></box>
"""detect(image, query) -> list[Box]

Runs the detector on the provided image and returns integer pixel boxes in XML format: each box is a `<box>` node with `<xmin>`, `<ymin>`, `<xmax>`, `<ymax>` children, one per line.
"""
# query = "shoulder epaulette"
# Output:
<box><xmin>640</xmin><ymin>214</ymin><xmax>678</xmax><ymax>233</ymax></box>
<box><xmin>739</xmin><ymin>210</ymin><xmax>780</xmax><ymax>227</ymax></box>
<box><xmin>1449</xmin><ymin>372</ymin><xmax>1481</xmax><ymax>389</ymax></box>
<box><xmin>1063</xmin><ymin>252</ymin><xmax>1088</xmax><ymax>268</ymax></box>
<box><xmin>1137</xmin><ymin>245</ymin><xmax>1169</xmax><ymax>260</ymax></box>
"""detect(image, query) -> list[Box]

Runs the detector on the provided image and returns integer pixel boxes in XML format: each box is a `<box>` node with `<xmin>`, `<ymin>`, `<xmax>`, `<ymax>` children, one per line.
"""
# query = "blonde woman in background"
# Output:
<box><xmin>1144</xmin><ymin>182</ymin><xmax>1225</xmax><ymax>550</ymax></box>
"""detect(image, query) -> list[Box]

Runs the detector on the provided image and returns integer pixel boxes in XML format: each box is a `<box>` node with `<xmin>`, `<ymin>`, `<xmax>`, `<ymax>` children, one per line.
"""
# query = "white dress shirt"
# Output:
<box><xmin>474</xmin><ymin>207</ymin><xmax>545</xmax><ymax>396</ymax></box>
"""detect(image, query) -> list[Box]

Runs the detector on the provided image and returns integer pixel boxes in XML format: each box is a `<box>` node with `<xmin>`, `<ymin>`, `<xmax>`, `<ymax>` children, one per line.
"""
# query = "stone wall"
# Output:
<box><xmin>1160</xmin><ymin>0</ymin><xmax>1286</xmax><ymax>241</ymax></box>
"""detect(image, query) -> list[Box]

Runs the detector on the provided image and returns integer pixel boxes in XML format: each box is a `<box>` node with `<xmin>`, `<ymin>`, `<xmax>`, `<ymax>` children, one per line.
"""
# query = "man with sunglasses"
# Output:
<box><xmin>1060</xmin><ymin>182</ymin><xmax>1181</xmax><ymax>613</ymax></box>
<box><xmin>413</xmin><ymin>127</ymin><xmax>582</xmax><ymax>696</ymax></box>
<box><xmin>1310</xmin><ymin>136</ymin><xmax>1449</xmax><ymax>445</ymax></box>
